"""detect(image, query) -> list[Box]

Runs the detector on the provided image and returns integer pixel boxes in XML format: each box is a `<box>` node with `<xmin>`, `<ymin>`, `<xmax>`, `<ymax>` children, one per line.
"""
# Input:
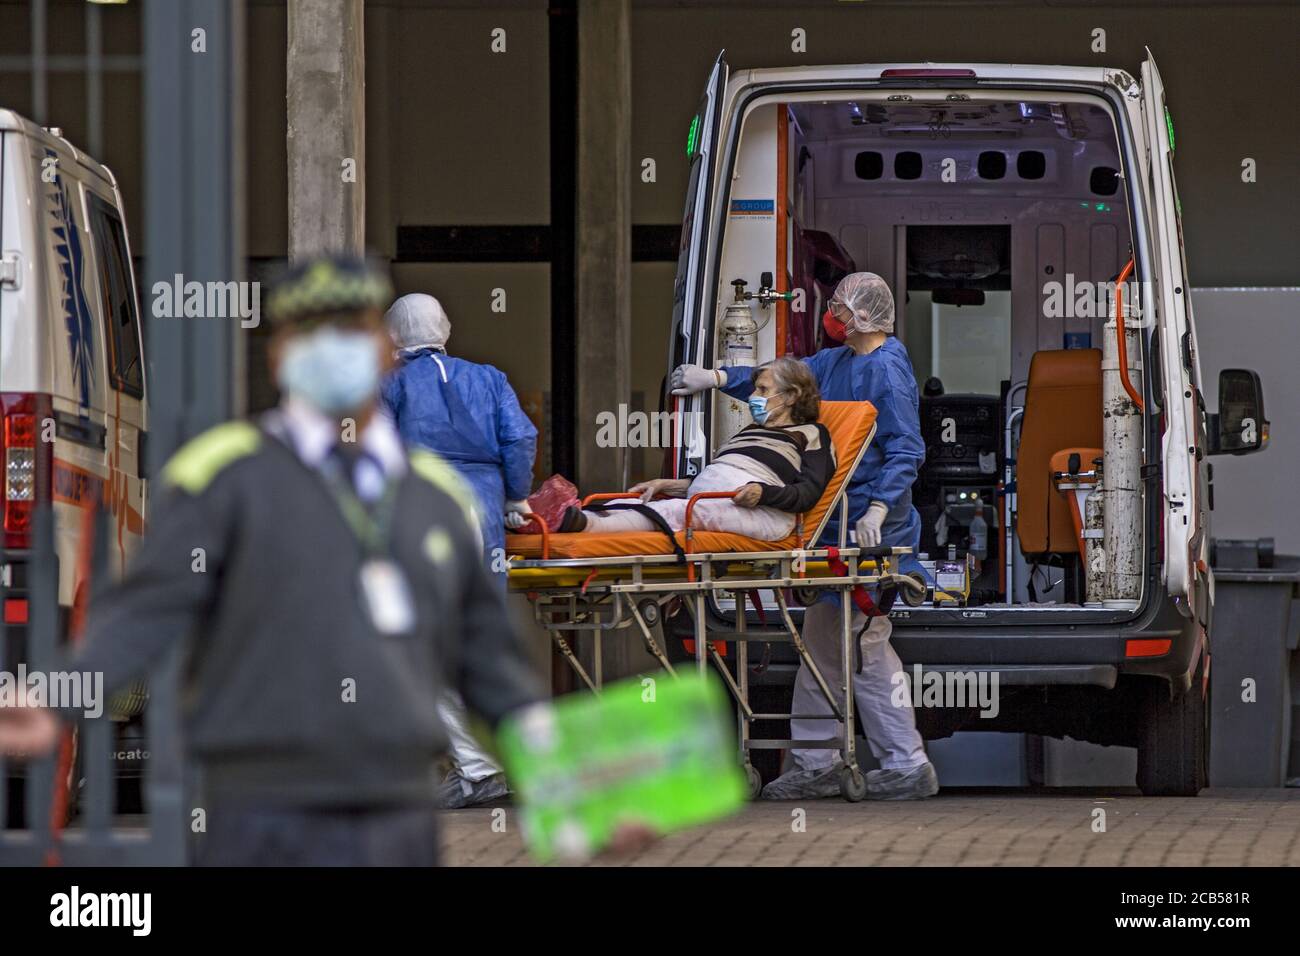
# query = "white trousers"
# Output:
<box><xmin>790</xmin><ymin>601</ymin><xmax>928</xmax><ymax>772</ymax></box>
<box><xmin>437</xmin><ymin>690</ymin><xmax>502</xmax><ymax>782</ymax></box>
<box><xmin>584</xmin><ymin>462</ymin><xmax>796</xmax><ymax>541</ymax></box>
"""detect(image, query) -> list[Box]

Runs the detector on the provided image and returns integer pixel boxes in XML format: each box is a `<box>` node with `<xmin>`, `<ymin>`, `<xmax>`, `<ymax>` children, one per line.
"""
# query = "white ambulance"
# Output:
<box><xmin>0</xmin><ymin>111</ymin><xmax>147</xmax><ymax>680</ymax></box>
<box><xmin>665</xmin><ymin>54</ymin><xmax>1269</xmax><ymax>794</ymax></box>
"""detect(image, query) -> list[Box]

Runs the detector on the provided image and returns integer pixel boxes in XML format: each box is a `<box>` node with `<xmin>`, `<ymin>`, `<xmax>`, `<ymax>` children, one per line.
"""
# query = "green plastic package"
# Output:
<box><xmin>497</xmin><ymin>672</ymin><xmax>747</xmax><ymax>862</ymax></box>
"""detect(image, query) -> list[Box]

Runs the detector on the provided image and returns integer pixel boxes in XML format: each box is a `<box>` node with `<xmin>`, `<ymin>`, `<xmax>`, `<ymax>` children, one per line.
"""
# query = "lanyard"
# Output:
<box><xmin>320</xmin><ymin>462</ymin><xmax>402</xmax><ymax>558</ymax></box>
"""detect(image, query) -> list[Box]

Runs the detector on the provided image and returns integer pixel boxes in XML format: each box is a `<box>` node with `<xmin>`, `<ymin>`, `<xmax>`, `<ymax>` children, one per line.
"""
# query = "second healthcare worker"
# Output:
<box><xmin>671</xmin><ymin>271</ymin><xmax>939</xmax><ymax>801</ymax></box>
<box><xmin>382</xmin><ymin>293</ymin><xmax>539</xmax><ymax>809</ymax></box>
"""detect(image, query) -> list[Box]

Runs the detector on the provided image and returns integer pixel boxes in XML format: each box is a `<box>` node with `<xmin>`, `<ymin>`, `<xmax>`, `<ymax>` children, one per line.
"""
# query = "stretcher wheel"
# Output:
<box><xmin>900</xmin><ymin>572</ymin><xmax>929</xmax><ymax>608</ymax></box>
<box><xmin>839</xmin><ymin>766</ymin><xmax>867</xmax><ymax>802</ymax></box>
<box><xmin>744</xmin><ymin>764</ymin><xmax>763</xmax><ymax>800</ymax></box>
<box><xmin>793</xmin><ymin>587</ymin><xmax>820</xmax><ymax>606</ymax></box>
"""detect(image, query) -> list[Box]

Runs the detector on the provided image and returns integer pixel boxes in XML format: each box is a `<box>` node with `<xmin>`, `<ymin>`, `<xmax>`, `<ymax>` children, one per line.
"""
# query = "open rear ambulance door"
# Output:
<box><xmin>1141</xmin><ymin>51</ymin><xmax>1207</xmax><ymax>613</ymax></box>
<box><xmin>668</xmin><ymin>52</ymin><xmax>728</xmax><ymax>479</ymax></box>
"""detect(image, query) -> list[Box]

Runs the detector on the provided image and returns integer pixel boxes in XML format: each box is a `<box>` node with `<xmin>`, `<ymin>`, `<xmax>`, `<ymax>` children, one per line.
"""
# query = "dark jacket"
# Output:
<box><xmin>712</xmin><ymin>421</ymin><xmax>836</xmax><ymax>514</ymax></box>
<box><xmin>69</xmin><ymin>420</ymin><xmax>543</xmax><ymax>808</ymax></box>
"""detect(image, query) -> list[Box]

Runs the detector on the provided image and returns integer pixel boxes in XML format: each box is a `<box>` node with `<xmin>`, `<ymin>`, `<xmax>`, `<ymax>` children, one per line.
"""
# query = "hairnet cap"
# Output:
<box><xmin>829</xmin><ymin>271</ymin><xmax>896</xmax><ymax>334</ymax></box>
<box><xmin>385</xmin><ymin>293</ymin><xmax>451</xmax><ymax>350</ymax></box>
<box><xmin>263</xmin><ymin>254</ymin><xmax>393</xmax><ymax>326</ymax></box>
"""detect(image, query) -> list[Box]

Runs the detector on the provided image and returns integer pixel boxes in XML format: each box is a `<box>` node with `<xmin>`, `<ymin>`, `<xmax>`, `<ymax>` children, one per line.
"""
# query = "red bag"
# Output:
<box><xmin>522</xmin><ymin>474</ymin><xmax>580</xmax><ymax>533</ymax></box>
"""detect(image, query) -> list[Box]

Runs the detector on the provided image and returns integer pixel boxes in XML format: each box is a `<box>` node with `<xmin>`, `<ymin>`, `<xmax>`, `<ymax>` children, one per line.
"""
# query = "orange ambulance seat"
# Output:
<box><xmin>507</xmin><ymin>400</ymin><xmax>878</xmax><ymax>560</ymax></box>
<box><xmin>1016</xmin><ymin>349</ymin><xmax>1103</xmax><ymax>554</ymax></box>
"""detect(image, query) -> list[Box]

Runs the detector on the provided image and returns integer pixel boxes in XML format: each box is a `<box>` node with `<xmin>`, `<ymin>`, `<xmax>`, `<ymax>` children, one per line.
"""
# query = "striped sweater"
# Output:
<box><xmin>713</xmin><ymin>421</ymin><xmax>836</xmax><ymax>514</ymax></box>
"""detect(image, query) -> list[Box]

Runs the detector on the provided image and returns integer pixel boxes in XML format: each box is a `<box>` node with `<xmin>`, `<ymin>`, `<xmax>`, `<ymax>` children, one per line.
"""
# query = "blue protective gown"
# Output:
<box><xmin>381</xmin><ymin>349</ymin><xmax>538</xmax><ymax>570</ymax></box>
<box><xmin>721</xmin><ymin>338</ymin><xmax>925</xmax><ymax>568</ymax></box>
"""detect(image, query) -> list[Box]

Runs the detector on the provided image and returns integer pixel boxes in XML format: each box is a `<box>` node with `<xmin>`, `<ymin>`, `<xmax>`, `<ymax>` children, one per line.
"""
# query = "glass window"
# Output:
<box><xmin>905</xmin><ymin>290</ymin><xmax>1011</xmax><ymax>395</ymax></box>
<box><xmin>88</xmin><ymin>194</ymin><xmax>143</xmax><ymax>398</ymax></box>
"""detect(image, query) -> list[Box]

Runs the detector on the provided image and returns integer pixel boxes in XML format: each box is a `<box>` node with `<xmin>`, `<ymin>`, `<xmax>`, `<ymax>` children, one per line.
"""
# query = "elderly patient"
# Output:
<box><xmin>559</xmin><ymin>358</ymin><xmax>835</xmax><ymax>541</ymax></box>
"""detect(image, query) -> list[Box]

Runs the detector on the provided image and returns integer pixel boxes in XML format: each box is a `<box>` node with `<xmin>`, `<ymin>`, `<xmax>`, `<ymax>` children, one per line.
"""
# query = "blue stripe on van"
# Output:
<box><xmin>46</xmin><ymin>149</ymin><xmax>96</xmax><ymax>410</ymax></box>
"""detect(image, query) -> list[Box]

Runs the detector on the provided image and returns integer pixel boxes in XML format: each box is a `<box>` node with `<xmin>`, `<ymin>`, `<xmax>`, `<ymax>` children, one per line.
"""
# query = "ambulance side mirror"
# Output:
<box><xmin>1207</xmin><ymin>368</ymin><xmax>1268</xmax><ymax>456</ymax></box>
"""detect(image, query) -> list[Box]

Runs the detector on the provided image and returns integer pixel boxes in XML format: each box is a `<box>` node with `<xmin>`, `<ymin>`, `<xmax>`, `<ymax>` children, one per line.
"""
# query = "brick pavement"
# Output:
<box><xmin>439</xmin><ymin>787</ymin><xmax>1300</xmax><ymax>866</ymax></box>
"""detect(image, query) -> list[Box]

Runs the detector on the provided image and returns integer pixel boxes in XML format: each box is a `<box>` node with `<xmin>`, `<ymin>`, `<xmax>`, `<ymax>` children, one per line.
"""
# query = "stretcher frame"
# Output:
<box><xmin>508</xmin><ymin>421</ymin><xmax>913</xmax><ymax>802</ymax></box>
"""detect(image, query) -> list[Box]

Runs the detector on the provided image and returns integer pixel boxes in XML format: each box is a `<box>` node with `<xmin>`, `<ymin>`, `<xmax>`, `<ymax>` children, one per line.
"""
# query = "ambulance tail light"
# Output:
<box><xmin>2</xmin><ymin>393</ymin><xmax>54</xmax><ymax>550</ymax></box>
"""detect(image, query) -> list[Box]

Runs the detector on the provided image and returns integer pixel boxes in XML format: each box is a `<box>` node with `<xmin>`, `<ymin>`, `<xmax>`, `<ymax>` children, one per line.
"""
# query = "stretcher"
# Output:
<box><xmin>506</xmin><ymin>401</ymin><xmax>919</xmax><ymax>801</ymax></box>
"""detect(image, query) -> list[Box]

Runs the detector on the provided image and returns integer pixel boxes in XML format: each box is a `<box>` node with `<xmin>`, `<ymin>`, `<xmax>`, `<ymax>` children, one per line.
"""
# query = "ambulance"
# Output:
<box><xmin>665</xmin><ymin>54</ymin><xmax>1269</xmax><ymax>795</ymax></box>
<box><xmin>1</xmin><ymin>111</ymin><xmax>149</xmax><ymax>814</ymax></box>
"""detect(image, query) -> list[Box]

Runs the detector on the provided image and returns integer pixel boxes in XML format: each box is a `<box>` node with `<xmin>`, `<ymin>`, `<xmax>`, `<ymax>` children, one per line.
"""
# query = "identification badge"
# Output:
<box><xmin>359</xmin><ymin>559</ymin><xmax>417</xmax><ymax>635</ymax></box>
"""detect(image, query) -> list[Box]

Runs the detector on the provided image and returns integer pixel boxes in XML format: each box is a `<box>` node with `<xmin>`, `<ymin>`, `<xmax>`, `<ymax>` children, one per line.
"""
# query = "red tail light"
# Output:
<box><xmin>3</xmin><ymin>597</ymin><xmax>28</xmax><ymax>623</ymax></box>
<box><xmin>1</xmin><ymin>393</ymin><xmax>54</xmax><ymax>550</ymax></box>
<box><xmin>1125</xmin><ymin>638</ymin><xmax>1172</xmax><ymax>658</ymax></box>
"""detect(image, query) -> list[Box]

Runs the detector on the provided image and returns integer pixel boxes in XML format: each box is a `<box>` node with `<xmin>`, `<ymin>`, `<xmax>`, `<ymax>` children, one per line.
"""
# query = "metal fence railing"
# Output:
<box><xmin>0</xmin><ymin>503</ymin><xmax>185</xmax><ymax>866</ymax></box>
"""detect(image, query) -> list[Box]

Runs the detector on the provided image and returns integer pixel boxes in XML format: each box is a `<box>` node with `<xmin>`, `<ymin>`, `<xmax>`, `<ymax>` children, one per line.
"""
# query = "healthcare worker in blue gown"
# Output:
<box><xmin>671</xmin><ymin>272</ymin><xmax>939</xmax><ymax>801</ymax></box>
<box><xmin>382</xmin><ymin>292</ymin><xmax>538</xmax><ymax>809</ymax></box>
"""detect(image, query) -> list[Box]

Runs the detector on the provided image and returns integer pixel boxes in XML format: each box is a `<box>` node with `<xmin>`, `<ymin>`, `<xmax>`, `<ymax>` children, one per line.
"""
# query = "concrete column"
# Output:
<box><xmin>287</xmin><ymin>0</ymin><xmax>365</xmax><ymax>259</ymax></box>
<box><xmin>575</xmin><ymin>1</ymin><xmax>658</xmax><ymax>682</ymax></box>
<box><xmin>575</xmin><ymin>0</ymin><xmax>631</xmax><ymax>493</ymax></box>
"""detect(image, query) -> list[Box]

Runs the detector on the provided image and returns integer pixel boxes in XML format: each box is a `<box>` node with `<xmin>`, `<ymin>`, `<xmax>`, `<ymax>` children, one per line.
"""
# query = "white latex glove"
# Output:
<box><xmin>670</xmin><ymin>364</ymin><xmax>725</xmax><ymax>396</ymax></box>
<box><xmin>854</xmin><ymin>501</ymin><xmax>889</xmax><ymax>549</ymax></box>
<box><xmin>504</xmin><ymin>499</ymin><xmax>533</xmax><ymax>529</ymax></box>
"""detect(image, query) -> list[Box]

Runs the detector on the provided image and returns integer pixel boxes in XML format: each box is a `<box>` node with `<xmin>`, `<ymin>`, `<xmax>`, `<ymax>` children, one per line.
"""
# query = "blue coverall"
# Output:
<box><xmin>724</xmin><ymin>339</ymin><xmax>931</xmax><ymax>776</ymax></box>
<box><xmin>381</xmin><ymin>348</ymin><xmax>538</xmax><ymax>573</ymax></box>
<box><xmin>721</xmin><ymin>337</ymin><xmax>926</xmax><ymax>569</ymax></box>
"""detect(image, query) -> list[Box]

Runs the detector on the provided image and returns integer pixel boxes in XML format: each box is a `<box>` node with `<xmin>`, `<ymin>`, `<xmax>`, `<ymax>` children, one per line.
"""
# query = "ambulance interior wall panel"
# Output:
<box><xmin>710</xmin><ymin>104</ymin><xmax>779</xmax><ymax>449</ymax></box>
<box><xmin>810</xmin><ymin>192</ymin><xmax>1128</xmax><ymax>390</ymax></box>
<box><xmin>1034</xmin><ymin>222</ymin><xmax>1067</xmax><ymax>357</ymax></box>
<box><xmin>1088</xmin><ymin>223</ymin><xmax>1122</xmax><ymax>348</ymax></box>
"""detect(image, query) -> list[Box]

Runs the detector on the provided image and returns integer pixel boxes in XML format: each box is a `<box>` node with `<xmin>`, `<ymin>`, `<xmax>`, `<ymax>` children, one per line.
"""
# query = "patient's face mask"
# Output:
<box><xmin>278</xmin><ymin>326</ymin><xmax>381</xmax><ymax>414</ymax></box>
<box><xmin>822</xmin><ymin>307</ymin><xmax>847</xmax><ymax>344</ymax></box>
<box><xmin>748</xmin><ymin>395</ymin><xmax>772</xmax><ymax>425</ymax></box>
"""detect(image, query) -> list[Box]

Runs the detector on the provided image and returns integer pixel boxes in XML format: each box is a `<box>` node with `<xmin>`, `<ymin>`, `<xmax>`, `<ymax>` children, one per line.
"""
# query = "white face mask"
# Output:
<box><xmin>277</xmin><ymin>327</ymin><xmax>381</xmax><ymax>414</ymax></box>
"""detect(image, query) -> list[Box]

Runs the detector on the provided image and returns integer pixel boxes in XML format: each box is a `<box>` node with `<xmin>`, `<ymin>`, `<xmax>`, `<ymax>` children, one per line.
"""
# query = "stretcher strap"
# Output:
<box><xmin>588</xmin><ymin>501</ymin><xmax>686</xmax><ymax>563</ymax></box>
<box><xmin>824</xmin><ymin>546</ymin><xmax>887</xmax><ymax>619</ymax></box>
<box><xmin>746</xmin><ymin>589</ymin><xmax>767</xmax><ymax>625</ymax></box>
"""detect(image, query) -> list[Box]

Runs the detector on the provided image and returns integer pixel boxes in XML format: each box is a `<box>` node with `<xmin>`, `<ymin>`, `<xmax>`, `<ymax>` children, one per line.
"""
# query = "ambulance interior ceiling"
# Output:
<box><xmin>783</xmin><ymin>98</ymin><xmax>1132</xmax><ymax>390</ymax></box>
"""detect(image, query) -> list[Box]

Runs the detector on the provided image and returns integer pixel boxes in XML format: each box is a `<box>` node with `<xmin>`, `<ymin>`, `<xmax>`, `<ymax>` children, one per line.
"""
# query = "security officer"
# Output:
<box><xmin>0</xmin><ymin>254</ymin><xmax>545</xmax><ymax>865</ymax></box>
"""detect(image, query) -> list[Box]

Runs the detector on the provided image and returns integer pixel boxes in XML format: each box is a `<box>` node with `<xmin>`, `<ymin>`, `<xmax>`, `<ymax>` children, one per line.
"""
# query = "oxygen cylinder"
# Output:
<box><xmin>1100</xmin><ymin>305</ymin><xmax>1143</xmax><ymax>603</ymax></box>
<box><xmin>721</xmin><ymin>302</ymin><xmax>758</xmax><ymax>366</ymax></box>
<box><xmin>717</xmin><ymin>302</ymin><xmax>758</xmax><ymax>444</ymax></box>
<box><xmin>1084</xmin><ymin>462</ymin><xmax>1106</xmax><ymax>605</ymax></box>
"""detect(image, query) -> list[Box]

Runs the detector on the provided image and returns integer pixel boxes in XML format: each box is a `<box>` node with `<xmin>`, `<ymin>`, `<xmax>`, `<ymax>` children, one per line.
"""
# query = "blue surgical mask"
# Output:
<box><xmin>277</xmin><ymin>327</ymin><xmax>381</xmax><ymax>414</ymax></box>
<box><xmin>748</xmin><ymin>395</ymin><xmax>770</xmax><ymax>425</ymax></box>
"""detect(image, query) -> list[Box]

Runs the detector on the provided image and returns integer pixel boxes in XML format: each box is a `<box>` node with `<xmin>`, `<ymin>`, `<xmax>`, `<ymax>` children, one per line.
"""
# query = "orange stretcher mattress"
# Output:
<box><xmin>506</xmin><ymin>400</ymin><xmax>878</xmax><ymax>560</ymax></box>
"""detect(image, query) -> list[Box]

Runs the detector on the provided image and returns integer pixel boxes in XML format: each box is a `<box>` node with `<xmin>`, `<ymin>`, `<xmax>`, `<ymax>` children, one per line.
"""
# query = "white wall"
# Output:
<box><xmin>1192</xmin><ymin>288</ymin><xmax>1300</xmax><ymax>555</ymax></box>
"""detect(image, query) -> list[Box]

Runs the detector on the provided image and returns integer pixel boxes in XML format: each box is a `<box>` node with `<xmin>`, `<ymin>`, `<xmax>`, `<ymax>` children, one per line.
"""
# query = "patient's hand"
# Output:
<box><xmin>630</xmin><ymin>478</ymin><xmax>688</xmax><ymax>502</ymax></box>
<box><xmin>732</xmin><ymin>483</ymin><xmax>763</xmax><ymax>508</ymax></box>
